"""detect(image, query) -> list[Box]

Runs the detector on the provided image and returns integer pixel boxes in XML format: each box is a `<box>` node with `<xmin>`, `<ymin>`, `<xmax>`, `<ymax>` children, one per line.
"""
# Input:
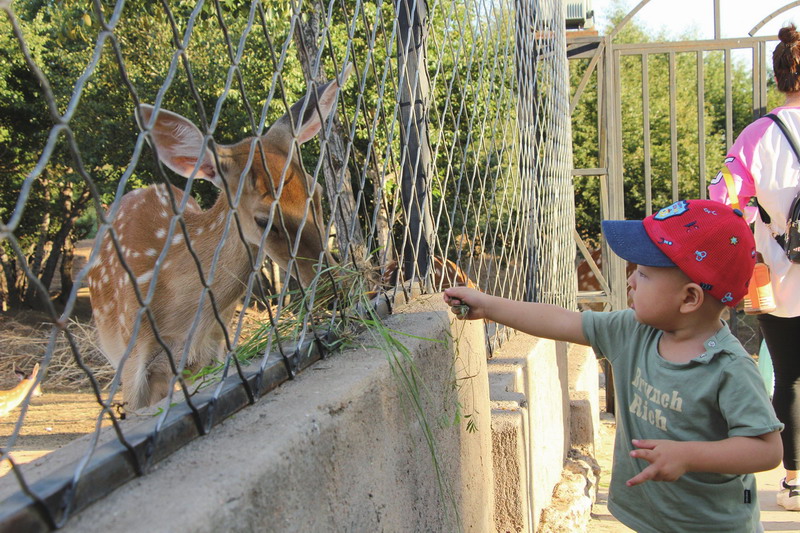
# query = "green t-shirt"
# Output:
<box><xmin>583</xmin><ymin>309</ymin><xmax>783</xmax><ymax>533</ymax></box>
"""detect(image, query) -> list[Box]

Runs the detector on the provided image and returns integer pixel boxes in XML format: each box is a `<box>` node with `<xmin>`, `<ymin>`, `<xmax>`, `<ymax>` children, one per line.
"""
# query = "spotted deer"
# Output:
<box><xmin>0</xmin><ymin>364</ymin><xmax>42</xmax><ymax>418</ymax></box>
<box><xmin>89</xmin><ymin>66</ymin><xmax>352</xmax><ymax>409</ymax></box>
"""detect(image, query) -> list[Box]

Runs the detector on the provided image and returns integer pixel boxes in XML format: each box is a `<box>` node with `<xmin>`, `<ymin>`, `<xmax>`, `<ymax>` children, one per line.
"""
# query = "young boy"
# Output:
<box><xmin>444</xmin><ymin>199</ymin><xmax>783</xmax><ymax>533</ymax></box>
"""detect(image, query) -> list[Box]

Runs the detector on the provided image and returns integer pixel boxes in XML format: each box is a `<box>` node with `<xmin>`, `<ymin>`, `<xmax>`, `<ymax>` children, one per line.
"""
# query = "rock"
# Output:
<box><xmin>537</xmin><ymin>450</ymin><xmax>600</xmax><ymax>533</ymax></box>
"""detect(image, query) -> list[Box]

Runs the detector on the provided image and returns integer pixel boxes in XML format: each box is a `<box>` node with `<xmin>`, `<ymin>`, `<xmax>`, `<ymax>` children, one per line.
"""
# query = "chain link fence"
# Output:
<box><xmin>0</xmin><ymin>0</ymin><xmax>574</xmax><ymax>528</ymax></box>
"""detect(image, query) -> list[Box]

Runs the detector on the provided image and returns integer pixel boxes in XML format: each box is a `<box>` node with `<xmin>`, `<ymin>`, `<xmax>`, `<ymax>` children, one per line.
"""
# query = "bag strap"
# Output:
<box><xmin>763</xmin><ymin>113</ymin><xmax>800</xmax><ymax>247</ymax></box>
<box><xmin>766</xmin><ymin>113</ymin><xmax>800</xmax><ymax>160</ymax></box>
<box><xmin>720</xmin><ymin>166</ymin><xmax>741</xmax><ymax>211</ymax></box>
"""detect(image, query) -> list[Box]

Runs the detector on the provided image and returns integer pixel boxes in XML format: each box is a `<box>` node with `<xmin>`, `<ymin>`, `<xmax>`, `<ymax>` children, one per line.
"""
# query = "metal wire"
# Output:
<box><xmin>0</xmin><ymin>0</ymin><xmax>573</xmax><ymax>527</ymax></box>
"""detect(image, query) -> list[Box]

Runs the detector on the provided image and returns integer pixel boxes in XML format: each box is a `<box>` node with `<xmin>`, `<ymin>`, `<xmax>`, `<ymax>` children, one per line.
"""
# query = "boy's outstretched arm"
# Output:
<box><xmin>442</xmin><ymin>287</ymin><xmax>588</xmax><ymax>346</ymax></box>
<box><xmin>625</xmin><ymin>431</ymin><xmax>783</xmax><ymax>486</ymax></box>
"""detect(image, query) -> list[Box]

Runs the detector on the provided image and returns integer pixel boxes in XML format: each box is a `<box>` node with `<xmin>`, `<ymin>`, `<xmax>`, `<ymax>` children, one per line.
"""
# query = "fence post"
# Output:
<box><xmin>397</xmin><ymin>0</ymin><xmax>434</xmax><ymax>283</ymax></box>
<box><xmin>516</xmin><ymin>0</ymin><xmax>576</xmax><ymax>308</ymax></box>
<box><xmin>516</xmin><ymin>0</ymin><xmax>538</xmax><ymax>302</ymax></box>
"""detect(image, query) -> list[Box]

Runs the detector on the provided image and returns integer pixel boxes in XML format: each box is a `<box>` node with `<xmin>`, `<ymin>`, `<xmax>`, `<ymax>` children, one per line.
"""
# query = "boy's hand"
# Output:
<box><xmin>443</xmin><ymin>287</ymin><xmax>484</xmax><ymax>320</ymax></box>
<box><xmin>626</xmin><ymin>439</ymin><xmax>690</xmax><ymax>486</ymax></box>
<box><xmin>626</xmin><ymin>433</ymin><xmax>782</xmax><ymax>486</ymax></box>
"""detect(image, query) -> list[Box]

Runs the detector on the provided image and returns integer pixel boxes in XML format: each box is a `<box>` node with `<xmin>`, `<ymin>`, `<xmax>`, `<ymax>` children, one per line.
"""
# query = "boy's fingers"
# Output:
<box><xmin>626</xmin><ymin>469</ymin><xmax>652</xmax><ymax>487</ymax></box>
<box><xmin>632</xmin><ymin>439</ymin><xmax>657</xmax><ymax>450</ymax></box>
<box><xmin>442</xmin><ymin>291</ymin><xmax>461</xmax><ymax>305</ymax></box>
<box><xmin>630</xmin><ymin>448</ymin><xmax>654</xmax><ymax>463</ymax></box>
<box><xmin>445</xmin><ymin>286</ymin><xmax>470</xmax><ymax>296</ymax></box>
<box><xmin>443</xmin><ymin>296</ymin><xmax>465</xmax><ymax>309</ymax></box>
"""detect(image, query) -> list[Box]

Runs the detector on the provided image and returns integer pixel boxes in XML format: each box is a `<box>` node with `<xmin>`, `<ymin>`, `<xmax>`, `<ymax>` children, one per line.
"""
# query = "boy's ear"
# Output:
<box><xmin>680</xmin><ymin>282</ymin><xmax>705</xmax><ymax>313</ymax></box>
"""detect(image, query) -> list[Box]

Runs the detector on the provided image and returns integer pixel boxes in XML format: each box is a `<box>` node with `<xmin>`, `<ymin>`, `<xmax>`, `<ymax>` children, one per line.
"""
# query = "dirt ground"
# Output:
<box><xmin>0</xmin><ymin>392</ymin><xmax>118</xmax><ymax>478</ymax></box>
<box><xmin>588</xmin><ymin>411</ymin><xmax>633</xmax><ymax>532</ymax></box>
<box><xmin>0</xmin><ymin>240</ymin><xmax>117</xmax><ymax>479</ymax></box>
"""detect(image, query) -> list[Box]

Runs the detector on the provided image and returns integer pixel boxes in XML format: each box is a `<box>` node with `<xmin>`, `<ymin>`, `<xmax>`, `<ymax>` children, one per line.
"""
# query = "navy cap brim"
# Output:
<box><xmin>601</xmin><ymin>220</ymin><xmax>675</xmax><ymax>267</ymax></box>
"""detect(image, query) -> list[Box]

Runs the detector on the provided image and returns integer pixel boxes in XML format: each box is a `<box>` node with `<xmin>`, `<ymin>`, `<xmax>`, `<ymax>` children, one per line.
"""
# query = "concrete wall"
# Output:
<box><xmin>568</xmin><ymin>343</ymin><xmax>601</xmax><ymax>454</ymax></box>
<box><xmin>488</xmin><ymin>334</ymin><xmax>598</xmax><ymax>532</ymax></box>
<box><xmin>3</xmin><ymin>296</ymin><xmax>599</xmax><ymax>532</ymax></box>
<box><xmin>56</xmin><ymin>296</ymin><xmax>494</xmax><ymax>532</ymax></box>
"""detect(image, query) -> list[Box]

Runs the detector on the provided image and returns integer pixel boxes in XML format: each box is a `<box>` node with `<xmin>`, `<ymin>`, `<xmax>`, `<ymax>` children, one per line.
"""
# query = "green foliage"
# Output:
<box><xmin>427</xmin><ymin>1</ymin><xmax>518</xmax><ymax>260</ymax></box>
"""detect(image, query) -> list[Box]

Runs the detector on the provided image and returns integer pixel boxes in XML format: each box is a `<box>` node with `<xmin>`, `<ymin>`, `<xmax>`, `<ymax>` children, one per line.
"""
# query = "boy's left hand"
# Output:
<box><xmin>626</xmin><ymin>439</ymin><xmax>689</xmax><ymax>486</ymax></box>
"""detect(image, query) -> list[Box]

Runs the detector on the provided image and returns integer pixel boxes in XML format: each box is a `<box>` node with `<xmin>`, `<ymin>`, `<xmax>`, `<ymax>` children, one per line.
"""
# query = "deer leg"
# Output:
<box><xmin>144</xmin><ymin>352</ymin><xmax>175</xmax><ymax>407</ymax></box>
<box><xmin>120</xmin><ymin>345</ymin><xmax>177</xmax><ymax>410</ymax></box>
<box><xmin>121</xmin><ymin>349</ymin><xmax>153</xmax><ymax>410</ymax></box>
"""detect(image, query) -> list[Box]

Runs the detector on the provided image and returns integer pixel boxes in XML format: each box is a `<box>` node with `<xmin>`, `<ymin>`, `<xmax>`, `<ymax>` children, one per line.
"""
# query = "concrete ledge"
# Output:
<box><xmin>568</xmin><ymin>344</ymin><xmax>600</xmax><ymax>453</ymax></box>
<box><xmin>488</xmin><ymin>335</ymin><xmax>600</xmax><ymax>532</ymax></box>
<box><xmin>491</xmin><ymin>407</ymin><xmax>531</xmax><ymax>533</ymax></box>
<box><xmin>4</xmin><ymin>296</ymin><xmax>494</xmax><ymax>532</ymax></box>
<box><xmin>488</xmin><ymin>333</ymin><xmax>571</xmax><ymax>532</ymax></box>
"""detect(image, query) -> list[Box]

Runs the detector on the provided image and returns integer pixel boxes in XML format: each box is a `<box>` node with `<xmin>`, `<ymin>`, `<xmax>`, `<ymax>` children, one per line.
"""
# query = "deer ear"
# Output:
<box><xmin>280</xmin><ymin>63</ymin><xmax>354</xmax><ymax>145</ymax></box>
<box><xmin>137</xmin><ymin>105</ymin><xmax>221</xmax><ymax>188</ymax></box>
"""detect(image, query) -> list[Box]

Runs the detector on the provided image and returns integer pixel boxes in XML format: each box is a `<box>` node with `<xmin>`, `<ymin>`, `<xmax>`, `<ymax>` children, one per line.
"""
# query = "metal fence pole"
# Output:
<box><xmin>516</xmin><ymin>0</ymin><xmax>576</xmax><ymax>307</ymax></box>
<box><xmin>516</xmin><ymin>0</ymin><xmax>539</xmax><ymax>302</ymax></box>
<box><xmin>397</xmin><ymin>0</ymin><xmax>434</xmax><ymax>282</ymax></box>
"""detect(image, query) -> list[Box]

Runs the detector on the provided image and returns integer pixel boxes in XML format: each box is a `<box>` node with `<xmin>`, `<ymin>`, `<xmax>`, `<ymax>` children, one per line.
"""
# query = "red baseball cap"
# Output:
<box><xmin>602</xmin><ymin>199</ymin><xmax>756</xmax><ymax>306</ymax></box>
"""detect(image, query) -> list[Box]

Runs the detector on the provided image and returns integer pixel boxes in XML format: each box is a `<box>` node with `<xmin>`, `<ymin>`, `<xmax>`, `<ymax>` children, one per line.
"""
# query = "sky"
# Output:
<box><xmin>590</xmin><ymin>0</ymin><xmax>800</xmax><ymax>41</ymax></box>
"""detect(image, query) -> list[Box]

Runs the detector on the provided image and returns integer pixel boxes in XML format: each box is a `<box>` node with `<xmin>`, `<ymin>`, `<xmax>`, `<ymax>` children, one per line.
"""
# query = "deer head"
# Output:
<box><xmin>135</xmin><ymin>68</ymin><xmax>353</xmax><ymax>285</ymax></box>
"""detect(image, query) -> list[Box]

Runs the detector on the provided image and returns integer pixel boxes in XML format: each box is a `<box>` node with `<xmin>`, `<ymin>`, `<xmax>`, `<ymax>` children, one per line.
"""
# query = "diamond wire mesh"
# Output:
<box><xmin>0</xmin><ymin>0</ymin><xmax>574</xmax><ymax>526</ymax></box>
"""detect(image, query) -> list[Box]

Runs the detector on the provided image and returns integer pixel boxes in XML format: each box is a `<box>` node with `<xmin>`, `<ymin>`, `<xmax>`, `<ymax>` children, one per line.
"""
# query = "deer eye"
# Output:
<box><xmin>255</xmin><ymin>217</ymin><xmax>279</xmax><ymax>235</ymax></box>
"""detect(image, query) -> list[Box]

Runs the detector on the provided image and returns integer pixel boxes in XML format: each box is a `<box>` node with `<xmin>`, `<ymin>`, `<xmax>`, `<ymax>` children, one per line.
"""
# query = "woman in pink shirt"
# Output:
<box><xmin>709</xmin><ymin>24</ymin><xmax>800</xmax><ymax>512</ymax></box>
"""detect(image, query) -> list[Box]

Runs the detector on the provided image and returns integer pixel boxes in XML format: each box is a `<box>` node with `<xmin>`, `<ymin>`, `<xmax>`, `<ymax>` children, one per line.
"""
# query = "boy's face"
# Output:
<box><xmin>627</xmin><ymin>265</ymin><xmax>692</xmax><ymax>327</ymax></box>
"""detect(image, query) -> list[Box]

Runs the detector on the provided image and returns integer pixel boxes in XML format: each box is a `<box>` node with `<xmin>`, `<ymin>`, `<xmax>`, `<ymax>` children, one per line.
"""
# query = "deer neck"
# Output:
<box><xmin>183</xmin><ymin>191</ymin><xmax>258</xmax><ymax>306</ymax></box>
